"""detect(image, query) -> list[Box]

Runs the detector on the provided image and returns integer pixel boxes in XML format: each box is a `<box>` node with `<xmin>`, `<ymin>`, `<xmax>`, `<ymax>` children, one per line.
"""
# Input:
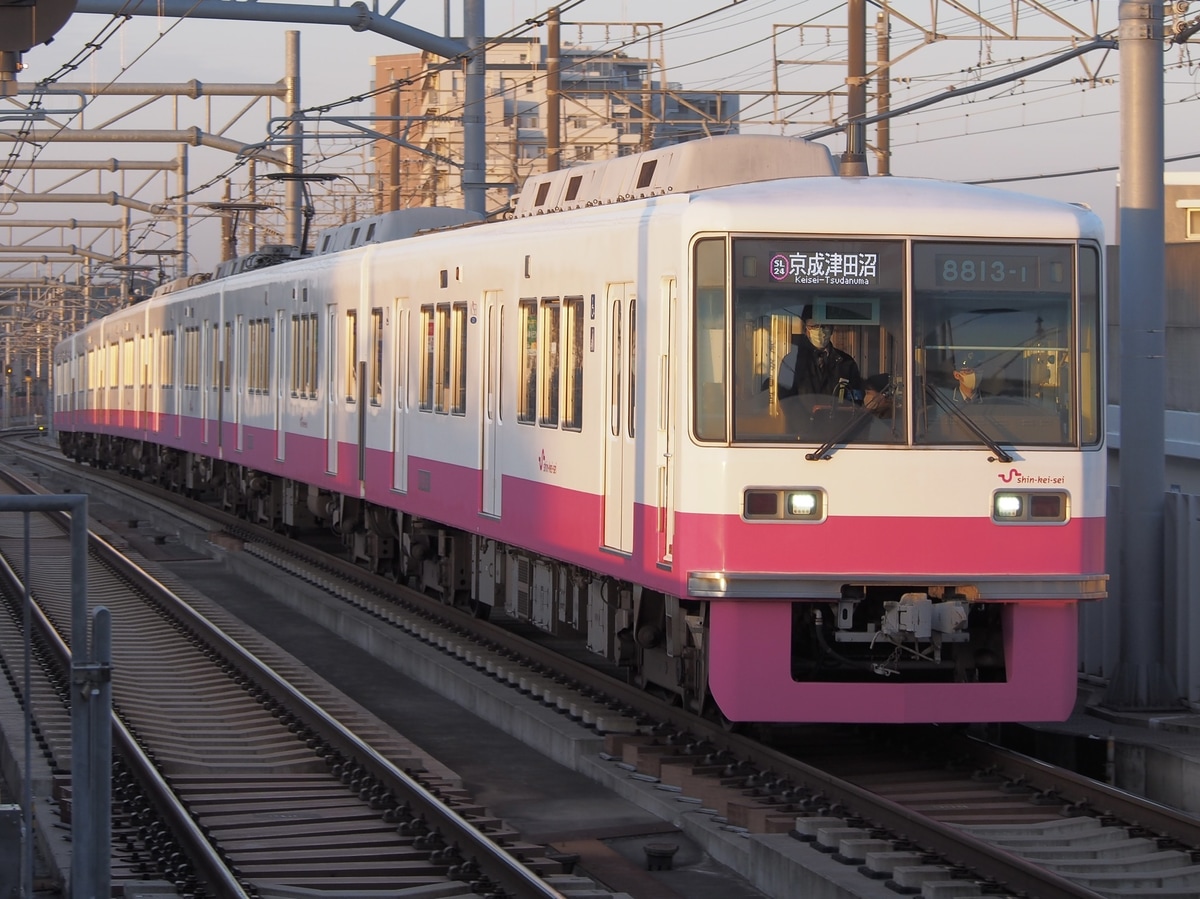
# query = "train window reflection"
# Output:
<box><xmin>540</xmin><ymin>298</ymin><xmax>561</xmax><ymax>427</ymax></box>
<box><xmin>419</xmin><ymin>305</ymin><xmax>434</xmax><ymax>411</ymax></box>
<box><xmin>912</xmin><ymin>242</ymin><xmax>1075</xmax><ymax>447</ymax></box>
<box><xmin>728</xmin><ymin>238</ymin><xmax>905</xmax><ymax>446</ymax></box>
<box><xmin>563</xmin><ymin>297</ymin><xmax>584</xmax><ymax>431</ymax></box>
<box><xmin>692</xmin><ymin>238</ymin><xmax>727</xmax><ymax>442</ymax></box>
<box><xmin>518</xmin><ymin>299</ymin><xmax>537</xmax><ymax>424</ymax></box>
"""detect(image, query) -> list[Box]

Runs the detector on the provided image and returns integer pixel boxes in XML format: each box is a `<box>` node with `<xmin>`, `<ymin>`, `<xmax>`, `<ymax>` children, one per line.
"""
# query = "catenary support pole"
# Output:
<box><xmin>462</xmin><ymin>0</ymin><xmax>486</xmax><ymax>215</ymax></box>
<box><xmin>1105</xmin><ymin>1</ymin><xmax>1177</xmax><ymax>709</ymax></box>
<box><xmin>285</xmin><ymin>31</ymin><xmax>303</xmax><ymax>247</ymax></box>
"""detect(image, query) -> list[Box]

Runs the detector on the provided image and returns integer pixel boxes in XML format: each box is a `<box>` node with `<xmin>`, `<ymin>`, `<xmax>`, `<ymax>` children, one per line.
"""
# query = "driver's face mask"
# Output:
<box><xmin>957</xmin><ymin>369</ymin><xmax>977</xmax><ymax>391</ymax></box>
<box><xmin>806</xmin><ymin>324</ymin><xmax>832</xmax><ymax>349</ymax></box>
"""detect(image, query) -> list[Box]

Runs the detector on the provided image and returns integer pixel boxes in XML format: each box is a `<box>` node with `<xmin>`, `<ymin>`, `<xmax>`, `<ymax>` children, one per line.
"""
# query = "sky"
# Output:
<box><xmin>5</xmin><ymin>0</ymin><xmax>1200</xmax><ymax>275</ymax></box>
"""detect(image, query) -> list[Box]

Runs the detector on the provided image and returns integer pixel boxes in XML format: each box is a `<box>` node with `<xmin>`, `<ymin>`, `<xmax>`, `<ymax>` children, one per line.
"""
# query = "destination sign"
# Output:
<box><xmin>915</xmin><ymin>243</ymin><xmax>1071</xmax><ymax>293</ymax></box>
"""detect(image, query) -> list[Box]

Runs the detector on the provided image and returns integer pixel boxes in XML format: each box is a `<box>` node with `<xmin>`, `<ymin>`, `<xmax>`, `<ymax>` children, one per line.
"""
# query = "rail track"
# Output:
<box><xmin>0</xmin><ymin>459</ymin><xmax>594</xmax><ymax>898</ymax></box>
<box><xmin>6</xmin><ymin>431</ymin><xmax>1200</xmax><ymax>899</ymax></box>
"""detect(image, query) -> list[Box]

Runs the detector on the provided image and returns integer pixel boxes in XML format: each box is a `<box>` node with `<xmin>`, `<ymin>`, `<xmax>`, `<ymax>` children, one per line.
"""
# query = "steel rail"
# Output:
<box><xmin>965</xmin><ymin>735</ymin><xmax>1200</xmax><ymax>847</ymax></box>
<box><xmin>3</xmin><ymin>464</ymin><xmax>566</xmax><ymax>899</ymax></box>
<box><xmin>0</xmin><ymin>474</ymin><xmax>251</xmax><ymax>899</ymax></box>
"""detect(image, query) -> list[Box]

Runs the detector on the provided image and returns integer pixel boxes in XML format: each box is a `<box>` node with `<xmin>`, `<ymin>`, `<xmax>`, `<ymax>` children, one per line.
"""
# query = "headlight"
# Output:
<box><xmin>993</xmin><ymin>490</ymin><xmax>1067</xmax><ymax>523</ymax></box>
<box><xmin>787</xmin><ymin>491</ymin><xmax>821</xmax><ymax>518</ymax></box>
<box><xmin>994</xmin><ymin>494</ymin><xmax>1024</xmax><ymax>518</ymax></box>
<box><xmin>743</xmin><ymin>488</ymin><xmax>825</xmax><ymax>521</ymax></box>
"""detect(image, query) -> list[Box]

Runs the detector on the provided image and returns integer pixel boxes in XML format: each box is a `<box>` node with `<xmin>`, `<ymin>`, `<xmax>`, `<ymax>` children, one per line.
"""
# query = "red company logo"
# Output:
<box><xmin>538</xmin><ymin>450</ymin><xmax>557</xmax><ymax>474</ymax></box>
<box><xmin>997</xmin><ymin>468</ymin><xmax>1067</xmax><ymax>486</ymax></box>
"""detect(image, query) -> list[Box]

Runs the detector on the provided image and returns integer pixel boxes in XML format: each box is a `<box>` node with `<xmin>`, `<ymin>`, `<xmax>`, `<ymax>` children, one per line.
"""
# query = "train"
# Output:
<box><xmin>53</xmin><ymin>134</ymin><xmax>1108</xmax><ymax>724</ymax></box>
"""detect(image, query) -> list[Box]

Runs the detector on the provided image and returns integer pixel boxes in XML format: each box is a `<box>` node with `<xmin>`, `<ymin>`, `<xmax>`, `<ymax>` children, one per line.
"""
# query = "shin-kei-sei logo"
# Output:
<box><xmin>997</xmin><ymin>467</ymin><xmax>1067</xmax><ymax>486</ymax></box>
<box><xmin>538</xmin><ymin>450</ymin><xmax>557</xmax><ymax>474</ymax></box>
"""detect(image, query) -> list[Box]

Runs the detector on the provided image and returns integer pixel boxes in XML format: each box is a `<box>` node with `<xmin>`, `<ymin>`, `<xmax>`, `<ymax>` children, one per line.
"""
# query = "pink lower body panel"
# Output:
<box><xmin>708</xmin><ymin>599</ymin><xmax>1078</xmax><ymax>723</ymax></box>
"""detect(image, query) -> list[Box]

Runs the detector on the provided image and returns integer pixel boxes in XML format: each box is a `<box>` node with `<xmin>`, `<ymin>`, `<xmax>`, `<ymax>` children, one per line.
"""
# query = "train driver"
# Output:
<box><xmin>777</xmin><ymin>306</ymin><xmax>862</xmax><ymax>404</ymax></box>
<box><xmin>950</xmin><ymin>354</ymin><xmax>984</xmax><ymax>403</ymax></box>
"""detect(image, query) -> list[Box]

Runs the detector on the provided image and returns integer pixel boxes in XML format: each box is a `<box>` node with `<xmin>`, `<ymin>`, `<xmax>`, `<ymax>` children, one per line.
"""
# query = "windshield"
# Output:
<box><xmin>912</xmin><ymin>242</ymin><xmax>1075</xmax><ymax>447</ymax></box>
<box><xmin>695</xmin><ymin>237</ymin><xmax>1096</xmax><ymax>449</ymax></box>
<box><xmin>729</xmin><ymin>238</ymin><xmax>906</xmax><ymax>445</ymax></box>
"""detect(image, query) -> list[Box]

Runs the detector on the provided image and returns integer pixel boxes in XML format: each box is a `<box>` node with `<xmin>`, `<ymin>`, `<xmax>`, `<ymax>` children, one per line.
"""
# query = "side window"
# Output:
<box><xmin>124</xmin><ymin>338</ymin><xmax>135</xmax><ymax>388</ymax></box>
<box><xmin>261</xmin><ymin>318</ymin><xmax>271</xmax><ymax>395</ymax></box>
<box><xmin>693</xmin><ymin>238</ymin><xmax>727</xmax><ymax>441</ymax></box>
<box><xmin>236</xmin><ymin>315</ymin><xmax>245</xmax><ymax>392</ymax></box>
<box><xmin>539</xmin><ymin>298</ymin><xmax>560</xmax><ymax>427</ymax></box>
<box><xmin>345</xmin><ymin>309</ymin><xmax>358</xmax><ymax>402</ymax></box>
<box><xmin>419</xmin><ymin>304</ymin><xmax>434</xmax><ymax>411</ymax></box>
<box><xmin>305</xmin><ymin>314</ymin><xmax>318</xmax><ymax>398</ymax></box>
<box><xmin>326</xmin><ymin>307</ymin><xmax>337</xmax><ymax>398</ymax></box>
<box><xmin>290</xmin><ymin>315</ymin><xmax>301</xmax><ymax>395</ymax></box>
<box><xmin>1079</xmin><ymin>244</ymin><xmax>1102</xmax><ymax>445</ymax></box>
<box><xmin>290</xmin><ymin>313</ymin><xmax>318</xmax><ymax>399</ymax></box>
<box><xmin>160</xmin><ymin>330</ymin><xmax>175</xmax><ymax>389</ymax></box>
<box><xmin>370</xmin><ymin>307</ymin><xmax>384</xmax><ymax>405</ymax></box>
<box><xmin>223</xmin><ymin>322</ymin><xmax>233</xmax><ymax>390</ymax></box>
<box><xmin>435</xmin><ymin>303</ymin><xmax>451</xmax><ymax>413</ymax></box>
<box><xmin>518</xmin><ymin>299</ymin><xmax>537</xmax><ymax>424</ymax></box>
<box><xmin>628</xmin><ymin>299</ymin><xmax>636</xmax><ymax>437</ymax></box>
<box><xmin>609</xmin><ymin>299</ymin><xmax>621</xmax><ymax>436</ymax></box>
<box><xmin>248</xmin><ymin>318</ymin><xmax>270</xmax><ymax>394</ymax></box>
<box><xmin>395</xmin><ymin>303</ymin><xmax>407</xmax><ymax>409</ymax></box>
<box><xmin>184</xmin><ymin>327</ymin><xmax>200</xmax><ymax>389</ymax></box>
<box><xmin>211</xmin><ymin>323</ymin><xmax>220</xmax><ymax>390</ymax></box>
<box><xmin>563</xmin><ymin>296</ymin><xmax>584</xmax><ymax>431</ymax></box>
<box><xmin>451</xmin><ymin>302</ymin><xmax>467</xmax><ymax>415</ymax></box>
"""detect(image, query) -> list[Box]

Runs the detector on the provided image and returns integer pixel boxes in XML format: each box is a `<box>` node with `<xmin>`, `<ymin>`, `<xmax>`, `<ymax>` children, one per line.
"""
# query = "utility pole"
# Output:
<box><xmin>546</xmin><ymin>7</ymin><xmax>561</xmax><ymax>173</ymax></box>
<box><xmin>284</xmin><ymin>31</ymin><xmax>303</xmax><ymax>247</ymax></box>
<box><xmin>874</xmin><ymin>11</ymin><xmax>891</xmax><ymax>176</ymax></box>
<box><xmin>840</xmin><ymin>0</ymin><xmax>868</xmax><ymax>176</ymax></box>
<box><xmin>462</xmin><ymin>0</ymin><xmax>486</xmax><ymax>215</ymax></box>
<box><xmin>1105</xmin><ymin>1</ymin><xmax>1177</xmax><ymax>710</ymax></box>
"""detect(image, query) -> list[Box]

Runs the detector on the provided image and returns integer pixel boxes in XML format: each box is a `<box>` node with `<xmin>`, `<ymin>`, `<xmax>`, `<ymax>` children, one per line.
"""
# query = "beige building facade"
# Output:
<box><xmin>370</xmin><ymin>38</ymin><xmax>737</xmax><ymax>215</ymax></box>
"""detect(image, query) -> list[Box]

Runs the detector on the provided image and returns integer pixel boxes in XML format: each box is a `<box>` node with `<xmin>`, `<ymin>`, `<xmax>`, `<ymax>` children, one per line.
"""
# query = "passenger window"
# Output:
<box><xmin>518</xmin><ymin>299</ymin><xmax>537</xmax><ymax>424</ymax></box>
<box><xmin>563</xmin><ymin>297</ymin><xmax>584</xmax><ymax>431</ymax></box>
<box><xmin>540</xmin><ymin>298</ymin><xmax>560</xmax><ymax>427</ymax></box>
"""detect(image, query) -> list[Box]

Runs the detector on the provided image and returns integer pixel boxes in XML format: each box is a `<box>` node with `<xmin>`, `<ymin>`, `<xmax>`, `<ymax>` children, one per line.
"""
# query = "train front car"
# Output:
<box><xmin>678</xmin><ymin>176</ymin><xmax>1106</xmax><ymax>724</ymax></box>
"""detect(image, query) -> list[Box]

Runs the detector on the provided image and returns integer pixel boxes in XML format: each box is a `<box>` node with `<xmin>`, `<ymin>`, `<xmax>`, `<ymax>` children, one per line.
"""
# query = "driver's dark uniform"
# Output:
<box><xmin>778</xmin><ymin>335</ymin><xmax>862</xmax><ymax>400</ymax></box>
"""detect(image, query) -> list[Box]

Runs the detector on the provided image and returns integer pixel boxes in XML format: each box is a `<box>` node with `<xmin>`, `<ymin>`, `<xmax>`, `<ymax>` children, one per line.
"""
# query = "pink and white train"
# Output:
<box><xmin>53</xmin><ymin>135</ymin><xmax>1107</xmax><ymax>723</ymax></box>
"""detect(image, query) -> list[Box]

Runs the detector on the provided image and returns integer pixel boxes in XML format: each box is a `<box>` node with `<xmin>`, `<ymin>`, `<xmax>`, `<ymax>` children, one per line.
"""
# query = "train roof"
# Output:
<box><xmin>510</xmin><ymin>134</ymin><xmax>836</xmax><ymax>218</ymax></box>
<box><xmin>313</xmin><ymin>207</ymin><xmax>485</xmax><ymax>255</ymax></box>
<box><xmin>687</xmin><ymin>173</ymin><xmax>1105</xmax><ymax>241</ymax></box>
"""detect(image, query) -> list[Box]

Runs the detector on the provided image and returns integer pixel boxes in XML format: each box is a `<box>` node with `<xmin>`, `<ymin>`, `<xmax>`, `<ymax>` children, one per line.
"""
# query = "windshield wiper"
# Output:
<box><xmin>923</xmin><ymin>382</ymin><xmax>1013</xmax><ymax>463</ymax></box>
<box><xmin>805</xmin><ymin>407</ymin><xmax>871</xmax><ymax>460</ymax></box>
<box><xmin>805</xmin><ymin>381</ymin><xmax>897</xmax><ymax>461</ymax></box>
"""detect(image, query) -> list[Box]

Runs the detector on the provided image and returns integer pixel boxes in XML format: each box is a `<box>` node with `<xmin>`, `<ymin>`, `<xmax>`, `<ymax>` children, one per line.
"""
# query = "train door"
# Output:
<box><xmin>392</xmin><ymin>302</ymin><xmax>409</xmax><ymax>491</ymax></box>
<box><xmin>656</xmin><ymin>278</ymin><xmax>677</xmax><ymax>565</ymax></box>
<box><xmin>481</xmin><ymin>291</ymin><xmax>502</xmax><ymax>516</ymax></box>
<box><xmin>325</xmin><ymin>304</ymin><xmax>338</xmax><ymax>474</ymax></box>
<box><xmin>603</xmin><ymin>282</ymin><xmax>636</xmax><ymax>554</ymax></box>
<box><xmin>275</xmin><ymin>309</ymin><xmax>285</xmax><ymax>461</ymax></box>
